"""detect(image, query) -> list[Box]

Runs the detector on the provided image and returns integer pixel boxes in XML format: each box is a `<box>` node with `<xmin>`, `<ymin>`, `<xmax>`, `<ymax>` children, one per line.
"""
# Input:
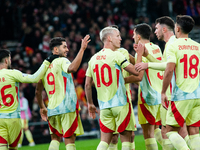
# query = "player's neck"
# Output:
<box><xmin>0</xmin><ymin>64</ymin><xmax>7</xmax><ymax>70</ymax></box>
<box><xmin>103</xmin><ymin>44</ymin><xmax>117</xmax><ymax>51</ymax></box>
<box><xmin>139</xmin><ymin>39</ymin><xmax>150</xmax><ymax>44</ymax></box>
<box><xmin>176</xmin><ymin>33</ymin><xmax>188</xmax><ymax>39</ymax></box>
<box><xmin>164</xmin><ymin>31</ymin><xmax>174</xmax><ymax>43</ymax></box>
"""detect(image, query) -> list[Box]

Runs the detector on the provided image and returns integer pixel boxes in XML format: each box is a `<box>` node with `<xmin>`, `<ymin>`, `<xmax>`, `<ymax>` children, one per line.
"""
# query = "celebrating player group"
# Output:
<box><xmin>0</xmin><ymin>15</ymin><xmax>200</xmax><ymax>150</ymax></box>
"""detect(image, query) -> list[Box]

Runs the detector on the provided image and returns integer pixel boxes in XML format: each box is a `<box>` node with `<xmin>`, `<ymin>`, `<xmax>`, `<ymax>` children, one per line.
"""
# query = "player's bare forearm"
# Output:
<box><xmin>35</xmin><ymin>80</ymin><xmax>46</xmax><ymax>109</ymax></box>
<box><xmin>85</xmin><ymin>76</ymin><xmax>93</xmax><ymax>105</ymax></box>
<box><xmin>68</xmin><ymin>35</ymin><xmax>91</xmax><ymax>73</ymax></box>
<box><xmin>124</xmin><ymin>64</ymin><xmax>139</xmax><ymax>76</ymax></box>
<box><xmin>124</xmin><ymin>70</ymin><xmax>144</xmax><ymax>83</ymax></box>
<box><xmin>129</xmin><ymin>54</ymin><xmax>135</xmax><ymax>65</ymax></box>
<box><xmin>161</xmin><ymin>63</ymin><xmax>175</xmax><ymax>94</ymax></box>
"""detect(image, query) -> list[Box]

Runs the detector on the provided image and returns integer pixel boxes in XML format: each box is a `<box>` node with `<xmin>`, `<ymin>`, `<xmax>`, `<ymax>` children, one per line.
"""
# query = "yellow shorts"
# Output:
<box><xmin>166</xmin><ymin>99</ymin><xmax>200</xmax><ymax>127</ymax></box>
<box><xmin>138</xmin><ymin>102</ymin><xmax>161</xmax><ymax>125</ymax></box>
<box><xmin>100</xmin><ymin>102</ymin><xmax>136</xmax><ymax>133</ymax></box>
<box><xmin>0</xmin><ymin>118</ymin><xmax>22</xmax><ymax>149</ymax></box>
<box><xmin>21</xmin><ymin>119</ymin><xmax>28</xmax><ymax>129</ymax></box>
<box><xmin>48</xmin><ymin>110</ymin><xmax>84</xmax><ymax>138</ymax></box>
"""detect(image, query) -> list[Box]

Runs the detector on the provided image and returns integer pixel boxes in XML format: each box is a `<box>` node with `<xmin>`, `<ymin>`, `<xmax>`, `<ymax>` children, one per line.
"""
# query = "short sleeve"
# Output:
<box><xmin>166</xmin><ymin>44</ymin><xmax>177</xmax><ymax>64</ymax></box>
<box><xmin>61</xmin><ymin>58</ymin><xmax>71</xmax><ymax>73</ymax></box>
<box><xmin>86</xmin><ymin>60</ymin><xmax>92</xmax><ymax>77</ymax></box>
<box><xmin>115</xmin><ymin>51</ymin><xmax>130</xmax><ymax>68</ymax></box>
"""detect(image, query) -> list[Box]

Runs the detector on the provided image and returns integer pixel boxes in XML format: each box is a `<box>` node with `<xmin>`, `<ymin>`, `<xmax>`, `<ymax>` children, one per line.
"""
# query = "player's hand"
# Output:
<box><xmin>88</xmin><ymin>103</ymin><xmax>97</xmax><ymax>119</ymax></box>
<box><xmin>135</xmin><ymin>63</ymin><xmax>148</xmax><ymax>71</ymax></box>
<box><xmin>45</xmin><ymin>54</ymin><xmax>59</xmax><ymax>63</ymax></box>
<box><xmin>80</xmin><ymin>35</ymin><xmax>91</xmax><ymax>51</ymax></box>
<box><xmin>161</xmin><ymin>93</ymin><xmax>168</xmax><ymax>110</ymax></box>
<box><xmin>134</xmin><ymin>42</ymin><xmax>144</xmax><ymax>56</ymax></box>
<box><xmin>40</xmin><ymin>107</ymin><xmax>48</xmax><ymax>121</ymax></box>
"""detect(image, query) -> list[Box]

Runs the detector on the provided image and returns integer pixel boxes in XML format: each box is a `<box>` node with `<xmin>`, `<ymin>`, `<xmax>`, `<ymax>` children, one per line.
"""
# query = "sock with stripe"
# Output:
<box><xmin>66</xmin><ymin>143</ymin><xmax>76</xmax><ymax>150</ymax></box>
<box><xmin>122</xmin><ymin>142</ymin><xmax>131</xmax><ymax>150</ymax></box>
<box><xmin>48</xmin><ymin>140</ymin><xmax>60</xmax><ymax>150</ymax></box>
<box><xmin>162</xmin><ymin>139</ymin><xmax>174</xmax><ymax>150</ymax></box>
<box><xmin>108</xmin><ymin>143</ymin><xmax>118</xmax><ymax>150</ymax></box>
<box><xmin>184</xmin><ymin>135</ymin><xmax>190</xmax><ymax>147</ymax></box>
<box><xmin>145</xmin><ymin>138</ymin><xmax>158</xmax><ymax>150</ymax></box>
<box><xmin>97</xmin><ymin>141</ymin><xmax>109</xmax><ymax>150</ymax></box>
<box><xmin>131</xmin><ymin>141</ymin><xmax>135</xmax><ymax>150</ymax></box>
<box><xmin>166</xmin><ymin>131</ymin><xmax>189</xmax><ymax>150</ymax></box>
<box><xmin>154</xmin><ymin>128</ymin><xmax>163</xmax><ymax>146</ymax></box>
<box><xmin>189</xmin><ymin>134</ymin><xmax>200</xmax><ymax>150</ymax></box>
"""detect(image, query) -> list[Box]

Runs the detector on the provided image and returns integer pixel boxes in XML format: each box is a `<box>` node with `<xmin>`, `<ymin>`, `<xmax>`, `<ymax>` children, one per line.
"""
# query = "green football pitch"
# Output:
<box><xmin>18</xmin><ymin>134</ymin><xmax>162</xmax><ymax>150</ymax></box>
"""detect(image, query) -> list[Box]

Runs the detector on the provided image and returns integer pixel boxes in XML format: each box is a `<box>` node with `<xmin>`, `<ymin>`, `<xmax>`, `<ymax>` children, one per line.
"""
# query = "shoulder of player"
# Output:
<box><xmin>118</xmin><ymin>47</ymin><xmax>128</xmax><ymax>53</ymax></box>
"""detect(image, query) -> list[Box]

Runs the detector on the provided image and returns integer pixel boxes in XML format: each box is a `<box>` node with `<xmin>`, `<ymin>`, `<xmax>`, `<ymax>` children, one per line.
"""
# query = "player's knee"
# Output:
<box><xmin>111</xmin><ymin>134</ymin><xmax>118</xmax><ymax>144</ymax></box>
<box><xmin>131</xmin><ymin>132</ymin><xmax>135</xmax><ymax>142</ymax></box>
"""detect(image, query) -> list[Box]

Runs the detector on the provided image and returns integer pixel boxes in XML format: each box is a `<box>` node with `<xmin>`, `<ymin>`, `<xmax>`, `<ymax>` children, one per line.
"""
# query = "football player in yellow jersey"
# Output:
<box><xmin>124</xmin><ymin>23</ymin><xmax>163</xmax><ymax>150</ymax></box>
<box><xmin>35</xmin><ymin>35</ymin><xmax>90</xmax><ymax>150</ymax></box>
<box><xmin>135</xmin><ymin>16</ymin><xmax>189</xmax><ymax>149</ymax></box>
<box><xmin>162</xmin><ymin>15</ymin><xmax>200</xmax><ymax>150</ymax></box>
<box><xmin>85</xmin><ymin>25</ymin><xmax>140</xmax><ymax>150</ymax></box>
<box><xmin>0</xmin><ymin>49</ymin><xmax>57</xmax><ymax>150</ymax></box>
<box><xmin>108</xmin><ymin>47</ymin><xmax>137</xmax><ymax>150</ymax></box>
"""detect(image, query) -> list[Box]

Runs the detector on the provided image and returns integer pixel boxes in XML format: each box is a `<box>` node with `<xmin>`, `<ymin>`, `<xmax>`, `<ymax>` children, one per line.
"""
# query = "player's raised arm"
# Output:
<box><xmin>67</xmin><ymin>35</ymin><xmax>91</xmax><ymax>73</ymax></box>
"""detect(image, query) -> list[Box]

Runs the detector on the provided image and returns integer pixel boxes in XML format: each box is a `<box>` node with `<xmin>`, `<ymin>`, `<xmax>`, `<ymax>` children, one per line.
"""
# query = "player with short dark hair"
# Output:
<box><xmin>35</xmin><ymin>35</ymin><xmax>90</xmax><ymax>150</ymax></box>
<box><xmin>162</xmin><ymin>15</ymin><xmax>200</xmax><ymax>150</ymax></box>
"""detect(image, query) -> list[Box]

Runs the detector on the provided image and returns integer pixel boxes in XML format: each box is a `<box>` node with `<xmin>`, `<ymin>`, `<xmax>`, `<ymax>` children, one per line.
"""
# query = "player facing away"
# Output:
<box><xmin>135</xmin><ymin>16</ymin><xmax>189</xmax><ymax>149</ymax></box>
<box><xmin>108</xmin><ymin>47</ymin><xmax>137</xmax><ymax>150</ymax></box>
<box><xmin>35</xmin><ymin>35</ymin><xmax>90</xmax><ymax>150</ymax></box>
<box><xmin>161</xmin><ymin>15</ymin><xmax>200</xmax><ymax>150</ymax></box>
<box><xmin>85</xmin><ymin>25</ymin><xmax>140</xmax><ymax>150</ymax></box>
<box><xmin>0</xmin><ymin>49</ymin><xmax>57</xmax><ymax>150</ymax></box>
<box><xmin>126</xmin><ymin>23</ymin><xmax>163</xmax><ymax>150</ymax></box>
<box><xmin>18</xmin><ymin>91</ymin><xmax>35</xmax><ymax>147</ymax></box>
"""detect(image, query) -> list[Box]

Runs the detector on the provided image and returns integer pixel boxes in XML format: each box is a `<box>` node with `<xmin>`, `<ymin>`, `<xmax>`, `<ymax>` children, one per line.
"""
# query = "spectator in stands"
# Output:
<box><xmin>81</xmin><ymin>113</ymin><xmax>92</xmax><ymax>132</ymax></box>
<box><xmin>18</xmin><ymin>91</ymin><xmax>35</xmax><ymax>148</ymax></box>
<box><xmin>76</xmin><ymin>62</ymin><xmax>88</xmax><ymax>87</ymax></box>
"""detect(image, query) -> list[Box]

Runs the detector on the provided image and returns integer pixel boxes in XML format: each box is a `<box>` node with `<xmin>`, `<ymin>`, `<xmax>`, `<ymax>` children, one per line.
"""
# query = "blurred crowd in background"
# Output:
<box><xmin>1</xmin><ymin>0</ymin><xmax>200</xmax><ymax>140</ymax></box>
